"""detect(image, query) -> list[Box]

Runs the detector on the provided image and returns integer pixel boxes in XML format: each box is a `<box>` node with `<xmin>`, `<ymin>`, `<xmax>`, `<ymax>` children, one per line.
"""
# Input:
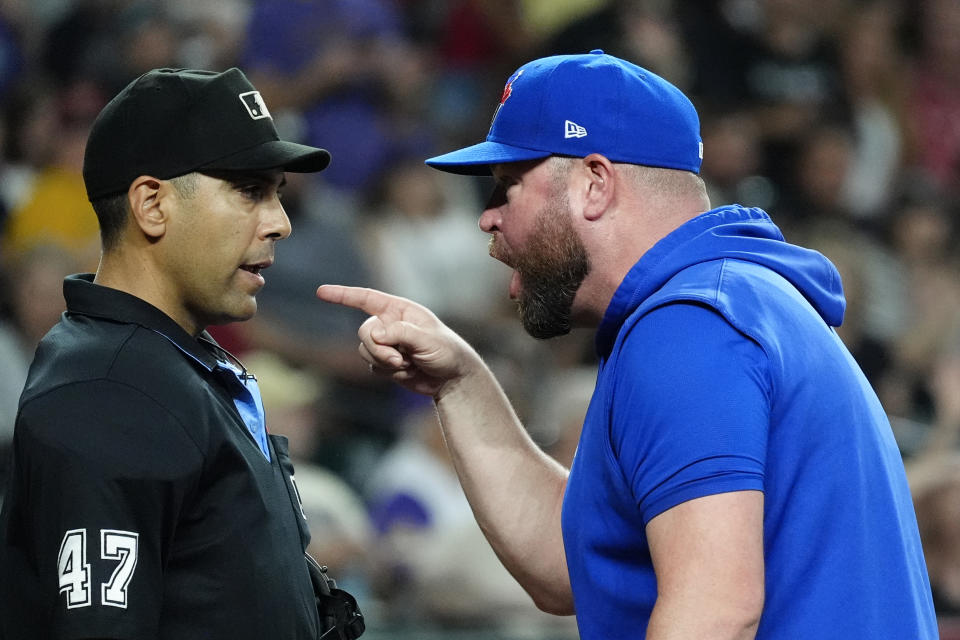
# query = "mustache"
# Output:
<box><xmin>488</xmin><ymin>236</ymin><xmax>512</xmax><ymax>266</ymax></box>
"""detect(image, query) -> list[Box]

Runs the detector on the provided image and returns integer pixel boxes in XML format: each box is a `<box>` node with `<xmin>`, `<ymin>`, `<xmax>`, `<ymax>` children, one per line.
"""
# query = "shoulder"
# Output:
<box><xmin>26</xmin><ymin>315</ymin><xmax>200</xmax><ymax>397</ymax></box>
<box><xmin>20</xmin><ymin>319</ymin><xmax>214</xmax><ymax>464</ymax></box>
<box><xmin>623</xmin><ymin>258</ymin><xmax>809</xmax><ymax>359</ymax></box>
<box><xmin>604</xmin><ymin>301</ymin><xmax>772</xmax><ymax>459</ymax></box>
<box><xmin>633</xmin><ymin>258</ymin><xmax>794</xmax><ymax>319</ymax></box>
<box><xmin>16</xmin><ymin>377</ymin><xmax>205</xmax><ymax>478</ymax></box>
<box><xmin>615</xmin><ymin>301</ymin><xmax>769</xmax><ymax>399</ymax></box>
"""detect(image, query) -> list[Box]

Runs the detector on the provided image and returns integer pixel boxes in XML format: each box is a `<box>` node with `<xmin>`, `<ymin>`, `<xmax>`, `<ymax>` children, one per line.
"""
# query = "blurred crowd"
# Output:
<box><xmin>0</xmin><ymin>0</ymin><xmax>958</xmax><ymax>636</ymax></box>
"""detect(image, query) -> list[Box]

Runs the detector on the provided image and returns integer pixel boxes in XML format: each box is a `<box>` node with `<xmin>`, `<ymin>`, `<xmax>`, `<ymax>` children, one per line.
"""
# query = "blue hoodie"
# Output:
<box><xmin>561</xmin><ymin>205</ymin><xmax>936</xmax><ymax>639</ymax></box>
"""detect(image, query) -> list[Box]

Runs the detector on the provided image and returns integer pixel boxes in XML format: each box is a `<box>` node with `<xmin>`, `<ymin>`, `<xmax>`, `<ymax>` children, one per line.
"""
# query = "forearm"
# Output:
<box><xmin>434</xmin><ymin>355</ymin><xmax>574</xmax><ymax>614</ymax></box>
<box><xmin>312</xmin><ymin>285</ymin><xmax>576</xmax><ymax>612</ymax></box>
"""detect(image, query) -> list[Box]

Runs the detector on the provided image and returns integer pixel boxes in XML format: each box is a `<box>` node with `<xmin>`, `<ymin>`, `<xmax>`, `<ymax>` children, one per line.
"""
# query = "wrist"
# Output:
<box><xmin>432</xmin><ymin>348</ymin><xmax>486</xmax><ymax>405</ymax></box>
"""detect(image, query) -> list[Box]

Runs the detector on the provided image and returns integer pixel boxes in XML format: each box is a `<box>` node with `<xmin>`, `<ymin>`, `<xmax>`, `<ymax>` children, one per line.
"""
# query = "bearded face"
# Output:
<box><xmin>507</xmin><ymin>191</ymin><xmax>591</xmax><ymax>339</ymax></box>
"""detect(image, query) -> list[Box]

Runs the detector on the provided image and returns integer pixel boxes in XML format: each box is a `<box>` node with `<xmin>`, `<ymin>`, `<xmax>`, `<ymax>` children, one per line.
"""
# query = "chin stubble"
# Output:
<box><xmin>514</xmin><ymin>199</ymin><xmax>590</xmax><ymax>340</ymax></box>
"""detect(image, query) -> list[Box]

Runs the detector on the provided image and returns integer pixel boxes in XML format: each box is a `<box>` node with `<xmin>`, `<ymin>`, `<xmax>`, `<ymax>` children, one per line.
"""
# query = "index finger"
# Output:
<box><xmin>316</xmin><ymin>284</ymin><xmax>403</xmax><ymax>316</ymax></box>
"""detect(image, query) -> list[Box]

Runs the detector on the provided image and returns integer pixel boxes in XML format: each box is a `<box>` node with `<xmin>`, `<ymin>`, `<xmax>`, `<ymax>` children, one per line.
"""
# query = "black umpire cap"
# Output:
<box><xmin>82</xmin><ymin>67</ymin><xmax>331</xmax><ymax>201</ymax></box>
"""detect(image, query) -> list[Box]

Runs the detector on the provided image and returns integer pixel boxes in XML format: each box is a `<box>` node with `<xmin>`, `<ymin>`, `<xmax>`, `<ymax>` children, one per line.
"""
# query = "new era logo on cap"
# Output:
<box><xmin>564</xmin><ymin>120</ymin><xmax>587</xmax><ymax>139</ymax></box>
<box><xmin>239</xmin><ymin>91</ymin><xmax>271</xmax><ymax>120</ymax></box>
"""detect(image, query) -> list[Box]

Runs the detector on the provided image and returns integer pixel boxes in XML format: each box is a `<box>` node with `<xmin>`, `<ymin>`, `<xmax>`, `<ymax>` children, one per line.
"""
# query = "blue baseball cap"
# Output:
<box><xmin>426</xmin><ymin>50</ymin><xmax>702</xmax><ymax>175</ymax></box>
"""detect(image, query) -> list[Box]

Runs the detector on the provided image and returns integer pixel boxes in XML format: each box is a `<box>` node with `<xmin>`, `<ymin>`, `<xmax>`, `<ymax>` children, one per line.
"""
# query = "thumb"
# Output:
<box><xmin>380</xmin><ymin>317</ymin><xmax>463</xmax><ymax>377</ymax></box>
<box><xmin>370</xmin><ymin>322</ymin><xmax>388</xmax><ymax>343</ymax></box>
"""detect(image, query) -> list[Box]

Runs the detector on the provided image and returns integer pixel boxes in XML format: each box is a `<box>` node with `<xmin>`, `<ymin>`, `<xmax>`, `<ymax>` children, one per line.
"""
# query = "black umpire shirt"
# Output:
<box><xmin>0</xmin><ymin>274</ymin><xmax>320</xmax><ymax>639</ymax></box>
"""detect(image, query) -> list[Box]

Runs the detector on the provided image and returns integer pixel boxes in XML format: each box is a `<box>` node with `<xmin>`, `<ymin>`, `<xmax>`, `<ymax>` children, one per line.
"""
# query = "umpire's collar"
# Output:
<box><xmin>63</xmin><ymin>273</ymin><xmax>220</xmax><ymax>371</ymax></box>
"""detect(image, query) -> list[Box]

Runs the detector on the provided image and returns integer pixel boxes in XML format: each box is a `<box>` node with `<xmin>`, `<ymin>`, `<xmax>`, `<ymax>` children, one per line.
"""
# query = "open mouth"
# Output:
<box><xmin>239</xmin><ymin>258</ymin><xmax>272</xmax><ymax>275</ymax></box>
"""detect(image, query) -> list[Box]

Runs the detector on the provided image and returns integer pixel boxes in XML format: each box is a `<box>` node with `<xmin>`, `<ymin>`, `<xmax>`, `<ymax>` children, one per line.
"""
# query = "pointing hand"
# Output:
<box><xmin>316</xmin><ymin>285</ymin><xmax>480</xmax><ymax>398</ymax></box>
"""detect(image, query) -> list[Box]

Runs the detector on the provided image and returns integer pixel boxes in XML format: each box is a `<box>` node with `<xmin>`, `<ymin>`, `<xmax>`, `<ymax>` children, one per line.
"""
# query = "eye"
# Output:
<box><xmin>239</xmin><ymin>184</ymin><xmax>266</xmax><ymax>202</ymax></box>
<box><xmin>486</xmin><ymin>180</ymin><xmax>512</xmax><ymax>209</ymax></box>
<box><xmin>492</xmin><ymin>176</ymin><xmax>518</xmax><ymax>201</ymax></box>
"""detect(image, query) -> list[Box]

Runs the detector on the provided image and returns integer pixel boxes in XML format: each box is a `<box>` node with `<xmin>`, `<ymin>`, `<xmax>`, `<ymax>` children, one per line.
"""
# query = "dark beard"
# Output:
<box><xmin>514</xmin><ymin>198</ymin><xmax>591</xmax><ymax>339</ymax></box>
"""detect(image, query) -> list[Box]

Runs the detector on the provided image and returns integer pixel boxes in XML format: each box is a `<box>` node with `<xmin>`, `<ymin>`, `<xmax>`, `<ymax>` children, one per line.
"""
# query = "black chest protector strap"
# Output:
<box><xmin>306</xmin><ymin>553</ymin><xmax>365</xmax><ymax>640</ymax></box>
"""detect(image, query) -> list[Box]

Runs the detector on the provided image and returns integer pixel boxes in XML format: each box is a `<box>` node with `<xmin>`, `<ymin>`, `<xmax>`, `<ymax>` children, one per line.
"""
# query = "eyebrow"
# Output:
<box><xmin>205</xmin><ymin>169</ymin><xmax>285</xmax><ymax>189</ymax></box>
<box><xmin>240</xmin><ymin>171</ymin><xmax>285</xmax><ymax>188</ymax></box>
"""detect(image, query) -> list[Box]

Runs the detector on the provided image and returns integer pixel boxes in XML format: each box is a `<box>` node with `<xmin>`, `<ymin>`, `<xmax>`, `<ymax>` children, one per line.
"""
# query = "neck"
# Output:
<box><xmin>577</xmin><ymin>183</ymin><xmax>709</xmax><ymax>328</ymax></box>
<box><xmin>95</xmin><ymin>249</ymin><xmax>202</xmax><ymax>336</ymax></box>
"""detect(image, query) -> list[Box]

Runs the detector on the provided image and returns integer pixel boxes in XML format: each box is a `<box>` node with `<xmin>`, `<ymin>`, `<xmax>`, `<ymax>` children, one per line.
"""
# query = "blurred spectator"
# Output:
<box><xmin>802</xmin><ymin>195</ymin><xmax>960</xmax><ymax>444</ymax></box>
<box><xmin>361</xmin><ymin>156</ymin><xmax>509</xmax><ymax>329</ymax></box>
<box><xmin>39</xmin><ymin>0</ymin><xmax>181</xmax><ymax>96</ymax></box>
<box><xmin>774</xmin><ymin>122</ymin><xmax>856</xmax><ymax>234</ymax></box>
<box><xmin>908</xmin><ymin>452</ymin><xmax>960</xmax><ymax>629</ymax></box>
<box><xmin>0</xmin><ymin>5</ymin><xmax>23</xmax><ymax>102</ymax></box>
<box><xmin>0</xmin><ymin>78</ymin><xmax>103</xmax><ymax>268</ymax></box>
<box><xmin>521</xmin><ymin>0</ymin><xmax>605</xmax><ymax>43</ymax></box>
<box><xmin>0</xmin><ymin>244</ymin><xmax>79</xmax><ymax>491</ymax></box>
<box><xmin>434</xmin><ymin>0</ymin><xmax>534</xmax><ymax>69</ymax></box>
<box><xmin>114</xmin><ymin>4</ymin><xmax>179</xmax><ymax>81</ymax></box>
<box><xmin>920</xmin><ymin>332</ymin><xmax>960</xmax><ymax>456</ymax></box>
<box><xmin>39</xmin><ymin>0</ymin><xmax>122</xmax><ymax>87</ymax></box>
<box><xmin>526</xmin><ymin>366</ymin><xmax>596</xmax><ymax>468</ymax></box>
<box><xmin>904</xmin><ymin>0</ymin><xmax>960</xmax><ymax>197</ymax></box>
<box><xmin>165</xmin><ymin>0</ymin><xmax>252</xmax><ymax>70</ymax></box>
<box><xmin>240</xmin><ymin>0</ymin><xmax>432</xmax><ymax>198</ymax></box>
<box><xmin>691</xmin><ymin>0</ymin><xmax>849</xmax><ymax>196</ymax></box>
<box><xmin>364</xmin><ymin>401</ymin><xmax>578</xmax><ymax>636</ymax></box>
<box><xmin>837</xmin><ymin>0</ymin><xmax>907</xmax><ymax>220</ymax></box>
<box><xmin>699</xmin><ymin>110</ymin><xmax>777</xmax><ymax>211</ymax></box>
<box><xmin>420</xmin><ymin>0</ymin><xmax>538</xmax><ymax>150</ymax></box>
<box><xmin>879</xmin><ymin>198</ymin><xmax>960</xmax><ymax>426</ymax></box>
<box><xmin>541</xmin><ymin>0</ymin><xmax>692</xmax><ymax>88</ymax></box>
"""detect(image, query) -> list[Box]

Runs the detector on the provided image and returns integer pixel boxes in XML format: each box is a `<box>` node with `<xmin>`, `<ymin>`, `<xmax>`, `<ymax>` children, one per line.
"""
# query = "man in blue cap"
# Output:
<box><xmin>318</xmin><ymin>51</ymin><xmax>937</xmax><ymax>638</ymax></box>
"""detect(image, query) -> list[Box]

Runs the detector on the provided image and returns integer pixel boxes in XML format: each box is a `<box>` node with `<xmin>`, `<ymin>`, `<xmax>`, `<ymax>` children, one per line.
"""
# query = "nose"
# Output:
<box><xmin>263</xmin><ymin>199</ymin><xmax>292</xmax><ymax>240</ymax></box>
<box><xmin>478</xmin><ymin>186</ymin><xmax>506</xmax><ymax>233</ymax></box>
<box><xmin>478</xmin><ymin>206</ymin><xmax>500</xmax><ymax>234</ymax></box>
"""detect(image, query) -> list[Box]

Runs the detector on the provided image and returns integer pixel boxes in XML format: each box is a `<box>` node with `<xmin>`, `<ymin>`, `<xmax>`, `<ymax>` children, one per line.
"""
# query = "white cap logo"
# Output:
<box><xmin>239</xmin><ymin>91</ymin><xmax>272</xmax><ymax>120</ymax></box>
<box><xmin>564</xmin><ymin>120</ymin><xmax>587</xmax><ymax>139</ymax></box>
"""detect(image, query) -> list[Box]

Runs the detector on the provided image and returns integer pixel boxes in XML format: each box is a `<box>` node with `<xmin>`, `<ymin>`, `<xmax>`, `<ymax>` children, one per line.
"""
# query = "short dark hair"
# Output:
<box><xmin>90</xmin><ymin>173</ymin><xmax>199</xmax><ymax>252</ymax></box>
<box><xmin>90</xmin><ymin>192</ymin><xmax>130</xmax><ymax>252</ymax></box>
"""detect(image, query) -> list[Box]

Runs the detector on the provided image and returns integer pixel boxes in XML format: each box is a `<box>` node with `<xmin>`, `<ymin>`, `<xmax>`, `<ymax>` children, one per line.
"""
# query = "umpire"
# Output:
<box><xmin>0</xmin><ymin>68</ymin><xmax>362</xmax><ymax>640</ymax></box>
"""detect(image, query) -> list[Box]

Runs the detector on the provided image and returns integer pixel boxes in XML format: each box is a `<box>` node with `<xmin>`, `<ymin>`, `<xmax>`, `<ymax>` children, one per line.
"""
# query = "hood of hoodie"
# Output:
<box><xmin>595</xmin><ymin>204</ymin><xmax>846</xmax><ymax>356</ymax></box>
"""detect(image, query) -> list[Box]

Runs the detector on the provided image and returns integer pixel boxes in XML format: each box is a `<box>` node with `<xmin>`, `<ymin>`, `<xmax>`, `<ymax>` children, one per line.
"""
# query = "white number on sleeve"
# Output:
<box><xmin>57</xmin><ymin>529</ymin><xmax>91</xmax><ymax>608</ymax></box>
<box><xmin>100</xmin><ymin>530</ymin><xmax>139</xmax><ymax>608</ymax></box>
<box><xmin>57</xmin><ymin>528</ymin><xmax>139</xmax><ymax>610</ymax></box>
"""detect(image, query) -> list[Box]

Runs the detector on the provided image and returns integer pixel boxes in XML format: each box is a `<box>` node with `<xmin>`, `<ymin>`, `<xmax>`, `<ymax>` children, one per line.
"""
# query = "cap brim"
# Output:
<box><xmin>201</xmin><ymin>139</ymin><xmax>331</xmax><ymax>173</ymax></box>
<box><xmin>425</xmin><ymin>141</ymin><xmax>551</xmax><ymax>175</ymax></box>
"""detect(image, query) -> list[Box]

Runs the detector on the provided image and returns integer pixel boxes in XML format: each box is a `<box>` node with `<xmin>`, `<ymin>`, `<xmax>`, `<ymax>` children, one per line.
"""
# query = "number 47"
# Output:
<box><xmin>57</xmin><ymin>529</ymin><xmax>139</xmax><ymax>609</ymax></box>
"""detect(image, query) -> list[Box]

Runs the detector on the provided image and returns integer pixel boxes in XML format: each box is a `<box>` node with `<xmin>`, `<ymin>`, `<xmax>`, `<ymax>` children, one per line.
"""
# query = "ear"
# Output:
<box><xmin>128</xmin><ymin>175</ymin><xmax>168</xmax><ymax>240</ymax></box>
<box><xmin>581</xmin><ymin>153</ymin><xmax>615</xmax><ymax>221</ymax></box>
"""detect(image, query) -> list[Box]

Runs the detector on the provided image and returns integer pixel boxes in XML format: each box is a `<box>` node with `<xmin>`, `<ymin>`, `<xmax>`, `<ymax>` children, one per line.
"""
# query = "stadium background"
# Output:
<box><xmin>0</xmin><ymin>0</ymin><xmax>958</xmax><ymax>637</ymax></box>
